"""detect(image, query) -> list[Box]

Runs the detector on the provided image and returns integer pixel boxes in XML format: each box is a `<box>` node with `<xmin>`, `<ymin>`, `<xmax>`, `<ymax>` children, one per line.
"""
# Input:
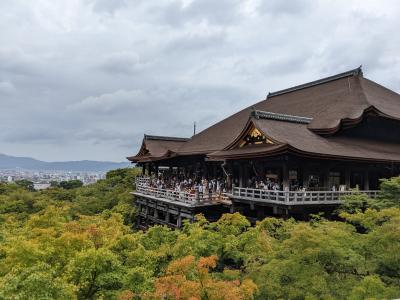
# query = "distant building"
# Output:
<box><xmin>128</xmin><ymin>67</ymin><xmax>400</xmax><ymax>228</ymax></box>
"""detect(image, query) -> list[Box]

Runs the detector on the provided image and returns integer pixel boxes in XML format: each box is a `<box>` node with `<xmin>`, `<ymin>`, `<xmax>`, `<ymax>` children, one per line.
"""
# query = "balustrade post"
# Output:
<box><xmin>144</xmin><ymin>200</ymin><xmax>149</xmax><ymax>226</ymax></box>
<box><xmin>154</xmin><ymin>202</ymin><xmax>158</xmax><ymax>219</ymax></box>
<box><xmin>177</xmin><ymin>208</ymin><xmax>182</xmax><ymax>228</ymax></box>
<box><xmin>165</xmin><ymin>205</ymin><xmax>170</xmax><ymax>224</ymax></box>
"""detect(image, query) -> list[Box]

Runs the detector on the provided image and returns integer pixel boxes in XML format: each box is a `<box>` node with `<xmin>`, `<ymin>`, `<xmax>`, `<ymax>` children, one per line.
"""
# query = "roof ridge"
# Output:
<box><xmin>252</xmin><ymin>110</ymin><xmax>313</xmax><ymax>124</ymax></box>
<box><xmin>267</xmin><ymin>66</ymin><xmax>363</xmax><ymax>98</ymax></box>
<box><xmin>144</xmin><ymin>134</ymin><xmax>189</xmax><ymax>142</ymax></box>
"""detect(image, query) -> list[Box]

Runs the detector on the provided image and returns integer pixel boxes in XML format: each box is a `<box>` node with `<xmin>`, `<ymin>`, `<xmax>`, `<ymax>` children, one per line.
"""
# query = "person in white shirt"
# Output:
<box><xmin>216</xmin><ymin>180</ymin><xmax>221</xmax><ymax>194</ymax></box>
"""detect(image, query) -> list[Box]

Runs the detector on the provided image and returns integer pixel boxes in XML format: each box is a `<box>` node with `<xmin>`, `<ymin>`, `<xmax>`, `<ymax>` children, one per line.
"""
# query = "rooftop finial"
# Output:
<box><xmin>355</xmin><ymin>65</ymin><xmax>363</xmax><ymax>77</ymax></box>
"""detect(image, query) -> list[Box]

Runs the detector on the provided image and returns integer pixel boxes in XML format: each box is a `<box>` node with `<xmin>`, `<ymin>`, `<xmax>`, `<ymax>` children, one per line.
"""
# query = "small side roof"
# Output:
<box><xmin>127</xmin><ymin>134</ymin><xmax>188</xmax><ymax>163</ymax></box>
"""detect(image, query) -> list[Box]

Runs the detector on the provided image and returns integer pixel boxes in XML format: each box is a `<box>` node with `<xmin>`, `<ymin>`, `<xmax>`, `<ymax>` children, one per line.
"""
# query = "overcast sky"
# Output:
<box><xmin>1</xmin><ymin>0</ymin><xmax>399</xmax><ymax>162</ymax></box>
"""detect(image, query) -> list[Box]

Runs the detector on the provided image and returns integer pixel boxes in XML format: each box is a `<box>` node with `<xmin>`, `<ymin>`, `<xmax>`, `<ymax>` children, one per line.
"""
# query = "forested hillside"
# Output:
<box><xmin>0</xmin><ymin>169</ymin><xmax>399</xmax><ymax>299</ymax></box>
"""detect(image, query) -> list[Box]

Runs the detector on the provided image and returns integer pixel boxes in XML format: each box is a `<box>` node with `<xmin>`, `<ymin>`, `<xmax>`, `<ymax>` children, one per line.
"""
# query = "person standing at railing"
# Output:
<box><xmin>263</xmin><ymin>182</ymin><xmax>268</xmax><ymax>190</ymax></box>
<box><xmin>198</xmin><ymin>182</ymin><xmax>204</xmax><ymax>200</ymax></box>
<box><xmin>272</xmin><ymin>182</ymin><xmax>280</xmax><ymax>191</ymax></box>
<box><xmin>194</xmin><ymin>184</ymin><xmax>199</xmax><ymax>201</ymax></box>
<box><xmin>208</xmin><ymin>180</ymin><xmax>213</xmax><ymax>200</ymax></box>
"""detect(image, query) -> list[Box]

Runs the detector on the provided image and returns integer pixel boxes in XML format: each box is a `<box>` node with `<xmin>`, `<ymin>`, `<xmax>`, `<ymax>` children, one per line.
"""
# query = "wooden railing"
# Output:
<box><xmin>135</xmin><ymin>176</ymin><xmax>151</xmax><ymax>187</ymax></box>
<box><xmin>134</xmin><ymin>177</ymin><xmax>226</xmax><ymax>205</ymax></box>
<box><xmin>231</xmin><ymin>187</ymin><xmax>379</xmax><ymax>205</ymax></box>
<box><xmin>136</xmin><ymin>184</ymin><xmax>198</xmax><ymax>204</ymax></box>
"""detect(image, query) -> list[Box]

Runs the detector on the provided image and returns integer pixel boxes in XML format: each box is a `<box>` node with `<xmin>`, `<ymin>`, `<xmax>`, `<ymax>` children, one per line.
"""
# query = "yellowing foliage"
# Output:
<box><xmin>151</xmin><ymin>255</ymin><xmax>257</xmax><ymax>300</ymax></box>
<box><xmin>0</xmin><ymin>172</ymin><xmax>400</xmax><ymax>299</ymax></box>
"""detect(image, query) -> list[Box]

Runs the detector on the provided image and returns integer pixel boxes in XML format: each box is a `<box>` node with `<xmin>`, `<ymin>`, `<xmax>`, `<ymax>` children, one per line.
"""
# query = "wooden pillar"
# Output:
<box><xmin>155</xmin><ymin>164</ymin><xmax>159</xmax><ymax>178</ymax></box>
<box><xmin>321</xmin><ymin>165</ymin><xmax>329</xmax><ymax>190</ymax></box>
<box><xmin>227</xmin><ymin>173</ymin><xmax>232</xmax><ymax>191</ymax></box>
<box><xmin>144</xmin><ymin>200</ymin><xmax>149</xmax><ymax>226</ymax></box>
<box><xmin>244</xmin><ymin>163</ymin><xmax>250</xmax><ymax>187</ymax></box>
<box><xmin>273</xmin><ymin>206</ymin><xmax>278</xmax><ymax>215</ymax></box>
<box><xmin>165</xmin><ymin>205</ymin><xmax>170</xmax><ymax>224</ymax></box>
<box><xmin>141</xmin><ymin>165</ymin><xmax>145</xmax><ymax>176</ymax></box>
<box><xmin>345</xmin><ymin>168</ymin><xmax>351</xmax><ymax>189</ymax></box>
<box><xmin>224</xmin><ymin>162</ymin><xmax>233</xmax><ymax>191</ymax></box>
<box><xmin>204</xmin><ymin>162</ymin><xmax>209</xmax><ymax>179</ymax></box>
<box><xmin>256</xmin><ymin>206</ymin><xmax>264</xmax><ymax>220</ymax></box>
<box><xmin>147</xmin><ymin>164</ymin><xmax>152</xmax><ymax>176</ymax></box>
<box><xmin>177</xmin><ymin>209</ymin><xmax>182</xmax><ymax>228</ymax></box>
<box><xmin>154</xmin><ymin>202</ymin><xmax>158</xmax><ymax>219</ymax></box>
<box><xmin>136</xmin><ymin>203</ymin><xmax>142</xmax><ymax>228</ymax></box>
<box><xmin>298</xmin><ymin>165</ymin><xmax>304</xmax><ymax>188</ymax></box>
<box><xmin>282</xmin><ymin>163</ymin><xmax>289</xmax><ymax>191</ymax></box>
<box><xmin>364</xmin><ymin>170</ymin><xmax>370</xmax><ymax>190</ymax></box>
<box><xmin>239</xmin><ymin>163</ymin><xmax>244</xmax><ymax>188</ymax></box>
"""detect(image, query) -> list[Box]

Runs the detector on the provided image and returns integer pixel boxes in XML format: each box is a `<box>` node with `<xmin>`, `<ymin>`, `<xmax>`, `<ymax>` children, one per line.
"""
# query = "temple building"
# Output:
<box><xmin>128</xmin><ymin>67</ymin><xmax>400</xmax><ymax>228</ymax></box>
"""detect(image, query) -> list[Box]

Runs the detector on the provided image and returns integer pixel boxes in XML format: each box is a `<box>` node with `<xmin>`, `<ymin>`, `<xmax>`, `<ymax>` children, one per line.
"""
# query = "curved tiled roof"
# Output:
<box><xmin>177</xmin><ymin>67</ymin><xmax>400</xmax><ymax>155</ymax></box>
<box><xmin>127</xmin><ymin>135</ymin><xmax>188</xmax><ymax>163</ymax></box>
<box><xmin>129</xmin><ymin>67</ymin><xmax>400</xmax><ymax>162</ymax></box>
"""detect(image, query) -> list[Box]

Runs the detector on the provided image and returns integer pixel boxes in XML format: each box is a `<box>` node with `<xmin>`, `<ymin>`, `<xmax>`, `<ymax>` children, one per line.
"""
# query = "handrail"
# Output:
<box><xmin>231</xmin><ymin>187</ymin><xmax>380</xmax><ymax>205</ymax></box>
<box><xmin>135</xmin><ymin>176</ymin><xmax>151</xmax><ymax>186</ymax></box>
<box><xmin>136</xmin><ymin>185</ymin><xmax>198</xmax><ymax>204</ymax></box>
<box><xmin>134</xmin><ymin>179</ymin><xmax>226</xmax><ymax>205</ymax></box>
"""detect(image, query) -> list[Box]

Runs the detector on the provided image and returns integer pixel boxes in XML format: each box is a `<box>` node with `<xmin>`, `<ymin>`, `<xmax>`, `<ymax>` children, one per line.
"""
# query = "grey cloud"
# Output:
<box><xmin>0</xmin><ymin>81</ymin><xmax>16</xmax><ymax>94</ymax></box>
<box><xmin>2</xmin><ymin>128</ymin><xmax>69</xmax><ymax>144</ymax></box>
<box><xmin>258</xmin><ymin>0</ymin><xmax>312</xmax><ymax>15</ymax></box>
<box><xmin>148</xmin><ymin>0</ymin><xmax>243</xmax><ymax>27</ymax></box>
<box><xmin>75</xmin><ymin>128</ymin><xmax>136</xmax><ymax>144</ymax></box>
<box><xmin>96</xmin><ymin>52</ymin><xmax>146</xmax><ymax>75</ymax></box>
<box><xmin>0</xmin><ymin>0</ymin><xmax>399</xmax><ymax>161</ymax></box>
<box><xmin>165</xmin><ymin>24</ymin><xmax>227</xmax><ymax>53</ymax></box>
<box><xmin>0</xmin><ymin>48</ymin><xmax>41</xmax><ymax>77</ymax></box>
<box><xmin>67</xmin><ymin>89</ymin><xmax>150</xmax><ymax>114</ymax></box>
<box><xmin>182</xmin><ymin>0</ymin><xmax>243</xmax><ymax>24</ymax></box>
<box><xmin>92</xmin><ymin>0</ymin><xmax>127</xmax><ymax>14</ymax></box>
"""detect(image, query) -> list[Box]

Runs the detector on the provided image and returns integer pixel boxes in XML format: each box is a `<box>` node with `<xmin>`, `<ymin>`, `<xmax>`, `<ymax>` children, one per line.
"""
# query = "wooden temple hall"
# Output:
<box><xmin>128</xmin><ymin>67</ymin><xmax>400</xmax><ymax>228</ymax></box>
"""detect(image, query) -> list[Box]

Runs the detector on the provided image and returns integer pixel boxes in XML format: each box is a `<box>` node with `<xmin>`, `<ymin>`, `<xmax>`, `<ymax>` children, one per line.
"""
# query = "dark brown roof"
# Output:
<box><xmin>178</xmin><ymin>67</ymin><xmax>400</xmax><ymax>156</ymax></box>
<box><xmin>127</xmin><ymin>135</ymin><xmax>188</xmax><ymax>163</ymax></box>
<box><xmin>130</xmin><ymin>67</ymin><xmax>400</xmax><ymax>162</ymax></box>
<box><xmin>209</xmin><ymin>117</ymin><xmax>400</xmax><ymax>162</ymax></box>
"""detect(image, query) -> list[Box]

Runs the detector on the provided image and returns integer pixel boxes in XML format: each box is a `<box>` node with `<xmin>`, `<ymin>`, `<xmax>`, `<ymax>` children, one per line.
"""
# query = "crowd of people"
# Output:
<box><xmin>143</xmin><ymin>175</ymin><xmax>295</xmax><ymax>194</ymax></box>
<box><xmin>240</xmin><ymin>177</ymin><xmax>284</xmax><ymax>191</ymax></box>
<box><xmin>139</xmin><ymin>173</ymin><xmax>343</xmax><ymax>196</ymax></box>
<box><xmin>146</xmin><ymin>176</ymin><xmax>229</xmax><ymax>198</ymax></box>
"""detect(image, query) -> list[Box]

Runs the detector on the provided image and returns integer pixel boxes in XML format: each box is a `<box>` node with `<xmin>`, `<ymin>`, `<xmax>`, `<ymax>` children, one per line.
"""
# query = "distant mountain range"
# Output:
<box><xmin>0</xmin><ymin>154</ymin><xmax>131</xmax><ymax>172</ymax></box>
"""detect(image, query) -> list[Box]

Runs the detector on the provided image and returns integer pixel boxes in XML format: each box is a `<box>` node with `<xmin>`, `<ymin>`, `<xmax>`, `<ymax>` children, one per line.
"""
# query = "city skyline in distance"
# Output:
<box><xmin>0</xmin><ymin>153</ymin><xmax>131</xmax><ymax>172</ymax></box>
